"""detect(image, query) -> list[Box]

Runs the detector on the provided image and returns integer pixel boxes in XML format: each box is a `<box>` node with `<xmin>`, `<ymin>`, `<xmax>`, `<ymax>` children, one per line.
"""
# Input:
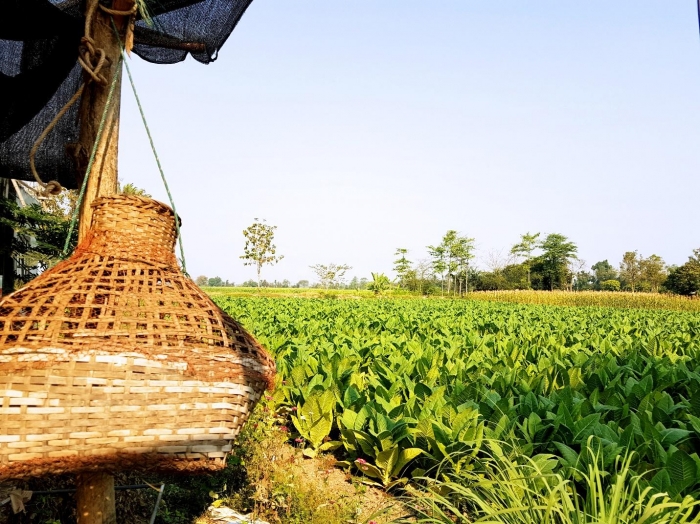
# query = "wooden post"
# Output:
<box><xmin>73</xmin><ymin>2</ymin><xmax>130</xmax><ymax>522</ymax></box>
<box><xmin>76</xmin><ymin>2</ymin><xmax>129</xmax><ymax>242</ymax></box>
<box><xmin>76</xmin><ymin>472</ymin><xmax>117</xmax><ymax>524</ymax></box>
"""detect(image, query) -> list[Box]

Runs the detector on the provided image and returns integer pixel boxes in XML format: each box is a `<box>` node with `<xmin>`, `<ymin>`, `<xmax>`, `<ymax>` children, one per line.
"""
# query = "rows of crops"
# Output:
<box><xmin>216</xmin><ymin>297</ymin><xmax>700</xmax><ymax>497</ymax></box>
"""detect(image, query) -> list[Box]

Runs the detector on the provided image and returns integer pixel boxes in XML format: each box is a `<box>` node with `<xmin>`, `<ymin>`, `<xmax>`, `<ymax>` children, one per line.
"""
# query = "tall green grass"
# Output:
<box><xmin>401</xmin><ymin>441</ymin><xmax>700</xmax><ymax>524</ymax></box>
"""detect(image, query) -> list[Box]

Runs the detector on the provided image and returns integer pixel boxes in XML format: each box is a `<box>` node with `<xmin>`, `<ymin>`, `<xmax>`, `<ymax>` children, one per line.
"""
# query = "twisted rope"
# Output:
<box><xmin>62</xmin><ymin>54</ymin><xmax>123</xmax><ymax>258</ymax></box>
<box><xmin>28</xmin><ymin>82</ymin><xmax>85</xmax><ymax>196</ymax></box>
<box><xmin>29</xmin><ymin>0</ymin><xmax>135</xmax><ymax>197</ymax></box>
<box><xmin>100</xmin><ymin>3</ymin><xmax>137</xmax><ymax>54</ymax></box>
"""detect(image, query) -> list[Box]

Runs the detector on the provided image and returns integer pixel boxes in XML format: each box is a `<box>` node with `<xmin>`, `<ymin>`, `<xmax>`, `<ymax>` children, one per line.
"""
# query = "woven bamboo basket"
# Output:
<box><xmin>0</xmin><ymin>195</ymin><xmax>276</xmax><ymax>481</ymax></box>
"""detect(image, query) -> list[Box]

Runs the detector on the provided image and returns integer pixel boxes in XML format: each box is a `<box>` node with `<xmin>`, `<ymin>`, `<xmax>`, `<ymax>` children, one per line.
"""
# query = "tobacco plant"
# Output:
<box><xmin>216</xmin><ymin>296</ymin><xmax>700</xmax><ymax>497</ymax></box>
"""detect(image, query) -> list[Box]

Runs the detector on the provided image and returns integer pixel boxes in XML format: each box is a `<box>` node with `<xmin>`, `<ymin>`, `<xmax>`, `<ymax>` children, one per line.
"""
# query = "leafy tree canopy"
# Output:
<box><xmin>665</xmin><ymin>249</ymin><xmax>700</xmax><ymax>296</ymax></box>
<box><xmin>539</xmin><ymin>234</ymin><xmax>578</xmax><ymax>291</ymax></box>
<box><xmin>310</xmin><ymin>263</ymin><xmax>352</xmax><ymax>289</ymax></box>
<box><xmin>240</xmin><ymin>218</ymin><xmax>283</xmax><ymax>287</ymax></box>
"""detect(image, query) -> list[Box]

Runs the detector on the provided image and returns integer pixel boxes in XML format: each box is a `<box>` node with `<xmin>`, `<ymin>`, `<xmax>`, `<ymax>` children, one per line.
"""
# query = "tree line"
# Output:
<box><xmin>3</xmin><ymin>190</ymin><xmax>698</xmax><ymax>298</ymax></box>
<box><xmin>212</xmin><ymin>221</ymin><xmax>699</xmax><ymax>296</ymax></box>
<box><xmin>393</xmin><ymin>231</ymin><xmax>700</xmax><ymax>296</ymax></box>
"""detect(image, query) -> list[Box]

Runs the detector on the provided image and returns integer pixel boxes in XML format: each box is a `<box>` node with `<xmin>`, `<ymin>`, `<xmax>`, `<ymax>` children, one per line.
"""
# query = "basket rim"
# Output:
<box><xmin>91</xmin><ymin>194</ymin><xmax>175</xmax><ymax>216</ymax></box>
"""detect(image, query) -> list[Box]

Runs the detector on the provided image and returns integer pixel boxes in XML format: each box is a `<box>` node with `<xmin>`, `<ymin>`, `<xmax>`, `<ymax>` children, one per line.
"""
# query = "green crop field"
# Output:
<box><xmin>214</xmin><ymin>296</ymin><xmax>700</xmax><ymax>504</ymax></box>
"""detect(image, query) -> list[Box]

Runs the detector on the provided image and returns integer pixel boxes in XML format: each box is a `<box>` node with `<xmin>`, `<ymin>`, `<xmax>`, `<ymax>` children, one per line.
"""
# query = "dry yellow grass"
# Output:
<box><xmin>203</xmin><ymin>287</ymin><xmax>700</xmax><ymax>312</ymax></box>
<box><xmin>465</xmin><ymin>289</ymin><xmax>700</xmax><ymax>311</ymax></box>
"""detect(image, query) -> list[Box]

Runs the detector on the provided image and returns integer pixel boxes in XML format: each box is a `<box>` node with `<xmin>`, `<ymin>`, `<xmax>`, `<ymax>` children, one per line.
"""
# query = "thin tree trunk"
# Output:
<box><xmin>527</xmin><ymin>262</ymin><xmax>531</xmax><ymax>288</ymax></box>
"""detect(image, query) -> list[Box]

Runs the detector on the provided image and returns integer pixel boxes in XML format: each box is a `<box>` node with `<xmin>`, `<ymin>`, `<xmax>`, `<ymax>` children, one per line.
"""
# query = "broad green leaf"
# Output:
<box><xmin>668</xmin><ymin>449</ymin><xmax>697</xmax><ymax>488</ymax></box>
<box><xmin>394</xmin><ymin>448</ymin><xmax>423</xmax><ymax>475</ymax></box>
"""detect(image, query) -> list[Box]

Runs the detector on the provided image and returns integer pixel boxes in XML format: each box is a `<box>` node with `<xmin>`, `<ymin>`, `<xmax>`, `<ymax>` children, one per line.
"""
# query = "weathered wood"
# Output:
<box><xmin>73</xmin><ymin>4</ymin><xmax>129</xmax><ymax>522</ymax></box>
<box><xmin>76</xmin><ymin>472</ymin><xmax>117</xmax><ymax>524</ymax></box>
<box><xmin>76</xmin><ymin>2</ymin><xmax>131</xmax><ymax>242</ymax></box>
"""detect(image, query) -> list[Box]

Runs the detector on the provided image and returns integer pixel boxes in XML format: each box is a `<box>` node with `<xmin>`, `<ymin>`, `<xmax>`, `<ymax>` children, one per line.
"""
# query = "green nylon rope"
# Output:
<box><xmin>120</xmin><ymin>52</ymin><xmax>187</xmax><ymax>275</ymax></box>
<box><xmin>62</xmin><ymin>54</ymin><xmax>124</xmax><ymax>258</ymax></box>
<box><xmin>62</xmin><ymin>19</ymin><xmax>188</xmax><ymax>275</ymax></box>
<box><xmin>111</xmin><ymin>17</ymin><xmax>187</xmax><ymax>275</ymax></box>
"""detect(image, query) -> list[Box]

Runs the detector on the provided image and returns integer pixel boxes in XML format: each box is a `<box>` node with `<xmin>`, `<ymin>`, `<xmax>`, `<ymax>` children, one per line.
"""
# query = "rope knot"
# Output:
<box><xmin>43</xmin><ymin>181</ymin><xmax>64</xmax><ymax>196</ymax></box>
<box><xmin>78</xmin><ymin>36</ymin><xmax>108</xmax><ymax>85</ymax></box>
<box><xmin>98</xmin><ymin>3</ymin><xmax>138</xmax><ymax>16</ymax></box>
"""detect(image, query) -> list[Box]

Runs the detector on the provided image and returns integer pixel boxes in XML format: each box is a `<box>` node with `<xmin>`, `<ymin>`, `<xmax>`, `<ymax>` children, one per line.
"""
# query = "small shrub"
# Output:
<box><xmin>601</xmin><ymin>279</ymin><xmax>620</xmax><ymax>291</ymax></box>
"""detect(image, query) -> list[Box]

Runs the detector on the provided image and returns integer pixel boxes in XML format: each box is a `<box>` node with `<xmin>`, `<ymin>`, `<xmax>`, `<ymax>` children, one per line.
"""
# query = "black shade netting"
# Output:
<box><xmin>0</xmin><ymin>0</ymin><xmax>254</xmax><ymax>189</ymax></box>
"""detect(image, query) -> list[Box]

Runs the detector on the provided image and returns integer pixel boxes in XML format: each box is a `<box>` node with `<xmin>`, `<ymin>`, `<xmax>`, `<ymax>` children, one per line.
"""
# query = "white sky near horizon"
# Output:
<box><xmin>118</xmin><ymin>0</ymin><xmax>700</xmax><ymax>285</ymax></box>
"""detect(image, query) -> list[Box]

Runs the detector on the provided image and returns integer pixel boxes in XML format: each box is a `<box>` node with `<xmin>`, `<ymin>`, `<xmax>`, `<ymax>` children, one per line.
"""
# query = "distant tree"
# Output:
<box><xmin>453</xmin><ymin>235</ymin><xmax>476</xmax><ymax>295</ymax></box>
<box><xmin>441</xmin><ymin>230</ymin><xmax>459</xmax><ymax>295</ymax></box>
<box><xmin>208</xmin><ymin>276</ymin><xmax>223</xmax><ymax>287</ymax></box>
<box><xmin>510</xmin><ymin>232</ymin><xmax>540</xmax><ymax>288</ymax></box>
<box><xmin>640</xmin><ymin>254</ymin><xmax>666</xmax><ymax>293</ymax></box>
<box><xmin>539</xmin><ymin>234</ymin><xmax>578</xmax><ymax>291</ymax></box>
<box><xmin>503</xmin><ymin>263</ymin><xmax>529</xmax><ymax>289</ymax></box>
<box><xmin>119</xmin><ymin>181</ymin><xmax>151</xmax><ymax>197</ymax></box>
<box><xmin>429</xmin><ymin>231</ymin><xmax>474</xmax><ymax>296</ymax></box>
<box><xmin>195</xmin><ymin>275</ymin><xmax>208</xmax><ymax>286</ymax></box>
<box><xmin>401</xmin><ymin>269</ymin><xmax>418</xmax><ymax>291</ymax></box>
<box><xmin>367</xmin><ymin>272</ymin><xmax>391</xmax><ymax>295</ymax></box>
<box><xmin>591</xmin><ymin>260</ymin><xmax>617</xmax><ymax>289</ymax></box>
<box><xmin>281</xmin><ymin>279</ymin><xmax>291</xmax><ymax>288</ymax></box>
<box><xmin>619</xmin><ymin>251</ymin><xmax>642</xmax><ymax>292</ymax></box>
<box><xmin>574</xmin><ymin>270</ymin><xmax>595</xmax><ymax>291</ymax></box>
<box><xmin>427</xmin><ymin>244</ymin><xmax>447</xmax><ymax>295</ymax></box>
<box><xmin>665</xmin><ymin>249</ymin><xmax>700</xmax><ymax>296</ymax></box>
<box><xmin>241</xmin><ymin>279</ymin><xmax>257</xmax><ymax>287</ymax></box>
<box><xmin>568</xmin><ymin>258</ymin><xmax>589</xmax><ymax>291</ymax></box>
<box><xmin>474</xmin><ymin>271</ymin><xmax>506</xmax><ymax>291</ymax></box>
<box><xmin>393</xmin><ymin>248</ymin><xmax>412</xmax><ymax>288</ymax></box>
<box><xmin>240</xmin><ymin>218</ymin><xmax>283</xmax><ymax>287</ymax></box>
<box><xmin>309</xmin><ymin>263</ymin><xmax>352</xmax><ymax>289</ymax></box>
<box><xmin>601</xmin><ymin>279</ymin><xmax>621</xmax><ymax>292</ymax></box>
<box><xmin>479</xmin><ymin>251</ymin><xmax>510</xmax><ymax>291</ymax></box>
<box><xmin>295</xmin><ymin>279</ymin><xmax>310</xmax><ymax>288</ymax></box>
<box><xmin>414</xmin><ymin>259</ymin><xmax>433</xmax><ymax>295</ymax></box>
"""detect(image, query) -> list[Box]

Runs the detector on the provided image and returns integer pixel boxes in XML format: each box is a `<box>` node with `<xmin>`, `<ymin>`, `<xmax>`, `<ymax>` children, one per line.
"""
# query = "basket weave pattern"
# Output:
<box><xmin>0</xmin><ymin>195</ymin><xmax>275</xmax><ymax>480</ymax></box>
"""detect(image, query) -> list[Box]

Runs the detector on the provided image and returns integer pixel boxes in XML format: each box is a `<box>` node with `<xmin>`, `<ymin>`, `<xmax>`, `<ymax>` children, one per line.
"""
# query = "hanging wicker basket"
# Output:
<box><xmin>0</xmin><ymin>195</ymin><xmax>276</xmax><ymax>481</ymax></box>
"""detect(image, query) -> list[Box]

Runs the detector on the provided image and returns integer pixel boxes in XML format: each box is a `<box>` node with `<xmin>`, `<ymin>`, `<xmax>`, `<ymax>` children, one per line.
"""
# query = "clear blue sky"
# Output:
<box><xmin>118</xmin><ymin>0</ymin><xmax>700</xmax><ymax>284</ymax></box>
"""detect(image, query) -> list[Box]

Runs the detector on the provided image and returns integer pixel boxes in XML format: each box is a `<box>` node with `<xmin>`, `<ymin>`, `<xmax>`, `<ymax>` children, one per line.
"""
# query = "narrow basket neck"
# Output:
<box><xmin>84</xmin><ymin>195</ymin><xmax>179</xmax><ymax>264</ymax></box>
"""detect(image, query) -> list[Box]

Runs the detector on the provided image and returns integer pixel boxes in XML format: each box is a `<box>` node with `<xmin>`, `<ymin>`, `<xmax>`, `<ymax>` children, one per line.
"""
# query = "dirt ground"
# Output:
<box><xmin>196</xmin><ymin>436</ymin><xmax>409</xmax><ymax>524</ymax></box>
